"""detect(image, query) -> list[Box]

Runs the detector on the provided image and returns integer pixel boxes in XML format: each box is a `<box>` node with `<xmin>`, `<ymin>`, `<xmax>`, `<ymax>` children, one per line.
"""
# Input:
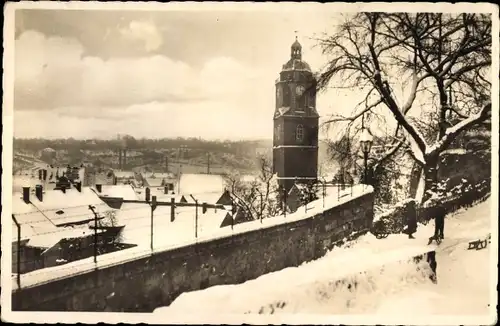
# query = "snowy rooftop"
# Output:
<box><xmin>27</xmin><ymin>226</ymin><xmax>105</xmax><ymax>252</ymax></box>
<box><xmin>143</xmin><ymin>177</ymin><xmax>167</xmax><ymax>187</ymax></box>
<box><xmin>12</xmin><ymin>187</ymin><xmax>114</xmax><ymax>241</ymax></box>
<box><xmin>12</xmin><ymin>175</ymin><xmax>58</xmax><ymax>193</ymax></box>
<box><xmin>95</xmin><ymin>185</ymin><xmax>139</xmax><ymax>200</ymax></box>
<box><xmin>142</xmin><ymin>172</ymin><xmax>176</xmax><ymax>179</ymax></box>
<box><xmin>114</xmin><ymin>203</ymin><xmax>230</xmax><ymax>247</ymax></box>
<box><xmin>178</xmin><ymin>173</ymin><xmax>225</xmax><ymax>195</ymax></box>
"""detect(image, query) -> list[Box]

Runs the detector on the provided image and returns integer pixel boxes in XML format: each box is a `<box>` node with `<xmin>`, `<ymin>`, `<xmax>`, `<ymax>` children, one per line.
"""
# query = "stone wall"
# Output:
<box><xmin>12</xmin><ymin>192</ymin><xmax>374</xmax><ymax>312</ymax></box>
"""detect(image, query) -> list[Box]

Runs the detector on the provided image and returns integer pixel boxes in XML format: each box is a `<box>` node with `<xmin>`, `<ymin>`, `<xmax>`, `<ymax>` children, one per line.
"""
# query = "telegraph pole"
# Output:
<box><xmin>207</xmin><ymin>152</ymin><xmax>210</xmax><ymax>174</ymax></box>
<box><xmin>195</xmin><ymin>199</ymin><xmax>199</xmax><ymax>238</ymax></box>
<box><xmin>151</xmin><ymin>196</ymin><xmax>157</xmax><ymax>252</ymax></box>
<box><xmin>12</xmin><ymin>214</ymin><xmax>21</xmax><ymax>289</ymax></box>
<box><xmin>283</xmin><ymin>186</ymin><xmax>287</xmax><ymax>219</ymax></box>
<box><xmin>88</xmin><ymin>205</ymin><xmax>99</xmax><ymax>264</ymax></box>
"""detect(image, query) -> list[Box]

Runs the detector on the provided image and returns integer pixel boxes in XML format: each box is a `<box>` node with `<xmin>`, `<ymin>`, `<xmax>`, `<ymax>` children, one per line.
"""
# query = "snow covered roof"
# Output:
<box><xmin>13</xmin><ymin>187</ymin><xmax>104</xmax><ymax>212</ymax></box>
<box><xmin>189</xmin><ymin>192</ymin><xmax>226</xmax><ymax>205</ymax></box>
<box><xmin>96</xmin><ymin>185</ymin><xmax>139</xmax><ymax>200</ymax></box>
<box><xmin>12</xmin><ymin>187</ymin><xmax>113</xmax><ymax>228</ymax></box>
<box><xmin>277</xmin><ymin>106</ymin><xmax>290</xmax><ymax>115</ymax></box>
<box><xmin>27</xmin><ymin>226</ymin><xmax>105</xmax><ymax>252</ymax></box>
<box><xmin>179</xmin><ymin>174</ymin><xmax>225</xmax><ymax>195</ymax></box>
<box><xmin>11</xmin><ymin>221</ymin><xmax>41</xmax><ymax>242</ymax></box>
<box><xmin>144</xmin><ymin>177</ymin><xmax>165</xmax><ymax>187</ymax></box>
<box><xmin>115</xmin><ymin>203</ymin><xmax>228</xmax><ymax>247</ymax></box>
<box><xmin>142</xmin><ymin>172</ymin><xmax>176</xmax><ymax>179</ymax></box>
<box><xmin>12</xmin><ymin>176</ymin><xmax>58</xmax><ymax>193</ymax></box>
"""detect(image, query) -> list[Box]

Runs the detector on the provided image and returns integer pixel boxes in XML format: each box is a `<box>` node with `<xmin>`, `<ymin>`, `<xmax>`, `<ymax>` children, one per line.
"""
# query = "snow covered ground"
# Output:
<box><xmin>153</xmin><ymin>198</ymin><xmax>496</xmax><ymax>325</ymax></box>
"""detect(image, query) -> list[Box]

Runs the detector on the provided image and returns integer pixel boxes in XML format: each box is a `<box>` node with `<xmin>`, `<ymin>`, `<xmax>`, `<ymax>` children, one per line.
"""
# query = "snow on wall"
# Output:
<box><xmin>153</xmin><ymin>198</ymin><xmax>494</xmax><ymax>322</ymax></box>
<box><xmin>156</xmin><ymin>250</ymin><xmax>433</xmax><ymax>315</ymax></box>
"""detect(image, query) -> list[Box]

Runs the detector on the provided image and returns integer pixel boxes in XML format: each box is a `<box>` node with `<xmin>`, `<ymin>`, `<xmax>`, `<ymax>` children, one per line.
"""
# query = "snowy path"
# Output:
<box><xmin>154</xmin><ymin>198</ymin><xmax>495</xmax><ymax>322</ymax></box>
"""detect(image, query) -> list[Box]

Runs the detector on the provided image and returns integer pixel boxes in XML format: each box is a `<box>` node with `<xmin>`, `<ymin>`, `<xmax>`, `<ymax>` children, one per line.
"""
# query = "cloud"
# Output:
<box><xmin>14</xmin><ymin>30</ymin><xmax>268</xmax><ymax>112</ymax></box>
<box><xmin>12</xmin><ymin>27</ymin><xmax>363</xmax><ymax>140</ymax></box>
<box><xmin>119</xmin><ymin>20</ymin><xmax>163</xmax><ymax>52</ymax></box>
<box><xmin>13</xmin><ymin>30</ymin><xmax>277</xmax><ymax>139</ymax></box>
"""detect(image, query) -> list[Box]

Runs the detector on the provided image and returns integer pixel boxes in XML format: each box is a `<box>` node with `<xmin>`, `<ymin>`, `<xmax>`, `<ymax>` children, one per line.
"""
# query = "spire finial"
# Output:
<box><xmin>294</xmin><ymin>30</ymin><xmax>298</xmax><ymax>41</ymax></box>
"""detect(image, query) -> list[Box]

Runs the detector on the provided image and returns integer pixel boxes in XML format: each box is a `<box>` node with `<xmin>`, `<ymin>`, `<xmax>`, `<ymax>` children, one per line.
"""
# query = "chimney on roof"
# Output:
<box><xmin>164</xmin><ymin>186</ymin><xmax>168</xmax><ymax>194</ymax></box>
<box><xmin>38</xmin><ymin>169</ymin><xmax>43</xmax><ymax>180</ymax></box>
<box><xmin>145</xmin><ymin>187</ymin><xmax>151</xmax><ymax>202</ymax></box>
<box><xmin>35</xmin><ymin>185</ymin><xmax>43</xmax><ymax>202</ymax></box>
<box><xmin>61</xmin><ymin>185</ymin><xmax>66</xmax><ymax>194</ymax></box>
<box><xmin>22</xmin><ymin>187</ymin><xmax>30</xmax><ymax>203</ymax></box>
<box><xmin>75</xmin><ymin>181</ymin><xmax>82</xmax><ymax>192</ymax></box>
<box><xmin>96</xmin><ymin>184</ymin><xmax>102</xmax><ymax>193</ymax></box>
<box><xmin>42</xmin><ymin>169</ymin><xmax>47</xmax><ymax>181</ymax></box>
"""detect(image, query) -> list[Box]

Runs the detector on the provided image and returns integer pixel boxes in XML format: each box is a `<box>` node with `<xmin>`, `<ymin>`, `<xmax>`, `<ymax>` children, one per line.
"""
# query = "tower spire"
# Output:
<box><xmin>291</xmin><ymin>31</ymin><xmax>302</xmax><ymax>60</ymax></box>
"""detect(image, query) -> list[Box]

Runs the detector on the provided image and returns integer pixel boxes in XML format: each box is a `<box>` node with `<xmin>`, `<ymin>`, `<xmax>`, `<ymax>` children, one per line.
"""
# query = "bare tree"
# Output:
<box><xmin>222</xmin><ymin>154</ymin><xmax>281</xmax><ymax>221</ymax></box>
<box><xmin>316</xmin><ymin>13</ymin><xmax>492</xmax><ymax>204</ymax></box>
<box><xmin>223</xmin><ymin>171</ymin><xmax>260</xmax><ymax>220</ymax></box>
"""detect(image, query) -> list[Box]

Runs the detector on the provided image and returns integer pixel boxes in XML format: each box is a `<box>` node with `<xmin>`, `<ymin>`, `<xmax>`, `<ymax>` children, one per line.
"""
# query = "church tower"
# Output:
<box><xmin>273</xmin><ymin>37</ymin><xmax>319</xmax><ymax>191</ymax></box>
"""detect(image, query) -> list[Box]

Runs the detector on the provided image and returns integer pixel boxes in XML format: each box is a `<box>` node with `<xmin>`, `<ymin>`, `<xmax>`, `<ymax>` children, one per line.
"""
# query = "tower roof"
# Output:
<box><xmin>291</xmin><ymin>37</ymin><xmax>302</xmax><ymax>50</ymax></box>
<box><xmin>282</xmin><ymin>36</ymin><xmax>311</xmax><ymax>72</ymax></box>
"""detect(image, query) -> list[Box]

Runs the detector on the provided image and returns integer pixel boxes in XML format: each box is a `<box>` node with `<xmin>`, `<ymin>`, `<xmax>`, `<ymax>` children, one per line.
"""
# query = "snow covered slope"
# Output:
<box><xmin>153</xmin><ymin>198</ymin><xmax>496</xmax><ymax>324</ymax></box>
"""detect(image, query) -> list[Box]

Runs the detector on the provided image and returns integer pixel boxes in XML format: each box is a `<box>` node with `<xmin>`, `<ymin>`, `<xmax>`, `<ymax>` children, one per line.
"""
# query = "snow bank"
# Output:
<box><xmin>153</xmin><ymin>198</ymin><xmax>494</xmax><ymax>322</ymax></box>
<box><xmin>155</xmin><ymin>253</ymin><xmax>433</xmax><ymax>315</ymax></box>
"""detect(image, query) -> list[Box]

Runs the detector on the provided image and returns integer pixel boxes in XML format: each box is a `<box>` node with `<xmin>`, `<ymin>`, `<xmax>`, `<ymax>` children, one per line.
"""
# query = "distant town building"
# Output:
<box><xmin>273</xmin><ymin>37</ymin><xmax>319</xmax><ymax>191</ymax></box>
<box><xmin>112</xmin><ymin>170</ymin><xmax>138</xmax><ymax>186</ymax></box>
<box><xmin>140</xmin><ymin>172</ymin><xmax>176</xmax><ymax>189</ymax></box>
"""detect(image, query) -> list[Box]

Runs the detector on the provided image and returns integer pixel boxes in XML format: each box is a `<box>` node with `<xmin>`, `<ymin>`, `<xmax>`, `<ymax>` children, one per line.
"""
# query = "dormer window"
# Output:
<box><xmin>296</xmin><ymin>124</ymin><xmax>304</xmax><ymax>142</ymax></box>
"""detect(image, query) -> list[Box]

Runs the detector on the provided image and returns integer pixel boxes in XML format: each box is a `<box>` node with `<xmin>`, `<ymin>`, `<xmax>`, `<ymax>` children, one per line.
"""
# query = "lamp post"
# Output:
<box><xmin>253</xmin><ymin>187</ymin><xmax>264</xmax><ymax>223</ymax></box>
<box><xmin>318</xmin><ymin>177</ymin><xmax>326</xmax><ymax>208</ymax></box>
<box><xmin>282</xmin><ymin>185</ymin><xmax>287</xmax><ymax>219</ymax></box>
<box><xmin>360</xmin><ymin>127</ymin><xmax>374</xmax><ymax>186</ymax></box>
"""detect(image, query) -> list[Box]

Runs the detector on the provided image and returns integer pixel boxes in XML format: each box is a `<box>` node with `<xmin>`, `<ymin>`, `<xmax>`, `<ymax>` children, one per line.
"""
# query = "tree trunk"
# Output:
<box><xmin>421</xmin><ymin>154</ymin><xmax>440</xmax><ymax>204</ymax></box>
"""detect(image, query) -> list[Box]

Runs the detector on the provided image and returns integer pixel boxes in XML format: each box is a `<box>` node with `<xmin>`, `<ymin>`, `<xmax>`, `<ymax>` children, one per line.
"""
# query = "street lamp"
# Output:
<box><xmin>318</xmin><ymin>177</ymin><xmax>327</xmax><ymax>208</ymax></box>
<box><xmin>253</xmin><ymin>187</ymin><xmax>264</xmax><ymax>223</ymax></box>
<box><xmin>360</xmin><ymin>127</ymin><xmax>374</xmax><ymax>185</ymax></box>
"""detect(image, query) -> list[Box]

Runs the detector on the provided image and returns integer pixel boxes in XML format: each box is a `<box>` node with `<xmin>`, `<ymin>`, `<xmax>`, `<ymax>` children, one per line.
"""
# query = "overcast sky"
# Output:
<box><xmin>12</xmin><ymin>6</ymin><xmax>375</xmax><ymax>140</ymax></box>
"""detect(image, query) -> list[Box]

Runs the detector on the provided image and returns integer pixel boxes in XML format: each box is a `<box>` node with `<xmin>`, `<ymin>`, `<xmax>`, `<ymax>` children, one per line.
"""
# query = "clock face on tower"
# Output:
<box><xmin>295</xmin><ymin>85</ymin><xmax>306</xmax><ymax>96</ymax></box>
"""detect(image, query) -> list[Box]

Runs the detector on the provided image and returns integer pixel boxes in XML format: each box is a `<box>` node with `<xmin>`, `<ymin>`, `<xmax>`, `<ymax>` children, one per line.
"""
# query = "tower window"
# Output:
<box><xmin>296</xmin><ymin>124</ymin><xmax>304</xmax><ymax>142</ymax></box>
